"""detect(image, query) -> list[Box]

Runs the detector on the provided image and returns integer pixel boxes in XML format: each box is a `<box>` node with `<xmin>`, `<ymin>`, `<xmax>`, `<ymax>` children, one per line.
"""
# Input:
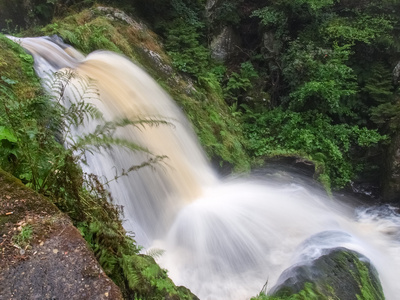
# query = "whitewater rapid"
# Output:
<box><xmin>9</xmin><ymin>36</ymin><xmax>400</xmax><ymax>300</ymax></box>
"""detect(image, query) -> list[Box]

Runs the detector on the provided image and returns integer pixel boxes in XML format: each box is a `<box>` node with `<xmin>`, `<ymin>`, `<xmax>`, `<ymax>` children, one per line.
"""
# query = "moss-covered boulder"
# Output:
<box><xmin>269</xmin><ymin>247</ymin><xmax>384</xmax><ymax>300</ymax></box>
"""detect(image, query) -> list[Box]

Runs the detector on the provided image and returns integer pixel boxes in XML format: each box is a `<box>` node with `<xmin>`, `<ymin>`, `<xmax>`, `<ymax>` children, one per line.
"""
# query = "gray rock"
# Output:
<box><xmin>210</xmin><ymin>27</ymin><xmax>241</xmax><ymax>62</ymax></box>
<box><xmin>205</xmin><ymin>0</ymin><xmax>223</xmax><ymax>22</ymax></box>
<box><xmin>270</xmin><ymin>247</ymin><xmax>384</xmax><ymax>300</ymax></box>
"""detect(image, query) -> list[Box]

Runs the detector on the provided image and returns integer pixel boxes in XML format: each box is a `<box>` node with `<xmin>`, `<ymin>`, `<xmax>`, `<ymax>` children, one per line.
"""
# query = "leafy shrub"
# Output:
<box><xmin>165</xmin><ymin>19</ymin><xmax>210</xmax><ymax>76</ymax></box>
<box><xmin>214</xmin><ymin>0</ymin><xmax>243</xmax><ymax>26</ymax></box>
<box><xmin>242</xmin><ymin>107</ymin><xmax>386</xmax><ymax>188</ymax></box>
<box><xmin>282</xmin><ymin>42</ymin><xmax>357</xmax><ymax>117</ymax></box>
<box><xmin>225</xmin><ymin>61</ymin><xmax>259</xmax><ymax>104</ymax></box>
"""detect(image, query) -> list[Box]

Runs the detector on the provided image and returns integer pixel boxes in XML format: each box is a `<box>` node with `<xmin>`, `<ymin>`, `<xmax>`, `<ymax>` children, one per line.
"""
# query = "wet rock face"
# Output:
<box><xmin>205</xmin><ymin>0</ymin><xmax>223</xmax><ymax>21</ymax></box>
<box><xmin>210</xmin><ymin>27</ymin><xmax>241</xmax><ymax>62</ymax></box>
<box><xmin>0</xmin><ymin>170</ymin><xmax>123</xmax><ymax>300</ymax></box>
<box><xmin>270</xmin><ymin>247</ymin><xmax>384</xmax><ymax>300</ymax></box>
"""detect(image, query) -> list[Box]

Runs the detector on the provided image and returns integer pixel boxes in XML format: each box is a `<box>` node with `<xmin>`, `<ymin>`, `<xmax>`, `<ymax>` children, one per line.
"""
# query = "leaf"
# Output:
<box><xmin>0</xmin><ymin>126</ymin><xmax>17</xmax><ymax>142</ymax></box>
<box><xmin>1</xmin><ymin>76</ymin><xmax>17</xmax><ymax>85</ymax></box>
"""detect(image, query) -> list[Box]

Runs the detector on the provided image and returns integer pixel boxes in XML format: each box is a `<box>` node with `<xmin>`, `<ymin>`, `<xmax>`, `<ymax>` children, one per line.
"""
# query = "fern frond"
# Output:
<box><xmin>145</xmin><ymin>248</ymin><xmax>165</xmax><ymax>259</ymax></box>
<box><xmin>121</xmin><ymin>255</ymin><xmax>140</xmax><ymax>290</ymax></box>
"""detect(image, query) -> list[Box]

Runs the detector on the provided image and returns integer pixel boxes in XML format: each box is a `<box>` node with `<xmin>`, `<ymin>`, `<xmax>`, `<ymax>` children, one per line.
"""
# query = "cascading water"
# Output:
<box><xmin>8</xmin><ymin>36</ymin><xmax>400</xmax><ymax>300</ymax></box>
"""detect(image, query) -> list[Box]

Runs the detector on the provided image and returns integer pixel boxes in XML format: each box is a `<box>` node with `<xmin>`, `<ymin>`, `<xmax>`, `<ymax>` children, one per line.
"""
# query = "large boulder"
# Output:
<box><xmin>0</xmin><ymin>169</ymin><xmax>123</xmax><ymax>300</ymax></box>
<box><xmin>269</xmin><ymin>246</ymin><xmax>384</xmax><ymax>300</ymax></box>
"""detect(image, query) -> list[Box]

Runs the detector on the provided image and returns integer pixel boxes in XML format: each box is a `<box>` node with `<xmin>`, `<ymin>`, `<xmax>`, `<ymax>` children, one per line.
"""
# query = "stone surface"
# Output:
<box><xmin>0</xmin><ymin>169</ymin><xmax>123</xmax><ymax>300</ymax></box>
<box><xmin>205</xmin><ymin>0</ymin><xmax>223</xmax><ymax>21</ymax></box>
<box><xmin>210</xmin><ymin>26</ymin><xmax>241</xmax><ymax>62</ymax></box>
<box><xmin>270</xmin><ymin>247</ymin><xmax>384</xmax><ymax>300</ymax></box>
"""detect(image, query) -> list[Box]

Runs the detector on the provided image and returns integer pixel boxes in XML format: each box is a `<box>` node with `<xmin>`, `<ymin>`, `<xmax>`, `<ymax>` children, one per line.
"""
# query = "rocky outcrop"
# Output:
<box><xmin>0</xmin><ymin>169</ymin><xmax>123</xmax><ymax>300</ymax></box>
<box><xmin>210</xmin><ymin>26</ymin><xmax>241</xmax><ymax>62</ymax></box>
<box><xmin>205</xmin><ymin>0</ymin><xmax>223</xmax><ymax>22</ymax></box>
<box><xmin>269</xmin><ymin>247</ymin><xmax>384</xmax><ymax>300</ymax></box>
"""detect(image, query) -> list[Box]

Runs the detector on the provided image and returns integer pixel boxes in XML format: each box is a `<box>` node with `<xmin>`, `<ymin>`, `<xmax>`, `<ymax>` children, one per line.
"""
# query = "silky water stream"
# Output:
<box><xmin>8</xmin><ymin>36</ymin><xmax>400</xmax><ymax>300</ymax></box>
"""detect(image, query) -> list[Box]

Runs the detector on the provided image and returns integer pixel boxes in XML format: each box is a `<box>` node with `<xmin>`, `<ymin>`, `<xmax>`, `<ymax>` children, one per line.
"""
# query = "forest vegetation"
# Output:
<box><xmin>1</xmin><ymin>0</ymin><xmax>400</xmax><ymax>299</ymax></box>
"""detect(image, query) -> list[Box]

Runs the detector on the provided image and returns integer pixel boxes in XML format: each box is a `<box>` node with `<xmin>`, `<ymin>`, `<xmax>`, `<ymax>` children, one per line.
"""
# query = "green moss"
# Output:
<box><xmin>261</xmin><ymin>249</ymin><xmax>385</xmax><ymax>300</ymax></box>
<box><xmin>0</xmin><ymin>34</ymin><xmax>41</xmax><ymax>99</ymax></box>
<box><xmin>333</xmin><ymin>251</ymin><xmax>383</xmax><ymax>300</ymax></box>
<box><xmin>12</xmin><ymin>224</ymin><xmax>33</xmax><ymax>248</ymax></box>
<box><xmin>120</xmin><ymin>254</ymin><xmax>197</xmax><ymax>299</ymax></box>
<box><xmin>352</xmin><ymin>257</ymin><xmax>384</xmax><ymax>300</ymax></box>
<box><xmin>251</xmin><ymin>283</ymin><xmax>324</xmax><ymax>300</ymax></box>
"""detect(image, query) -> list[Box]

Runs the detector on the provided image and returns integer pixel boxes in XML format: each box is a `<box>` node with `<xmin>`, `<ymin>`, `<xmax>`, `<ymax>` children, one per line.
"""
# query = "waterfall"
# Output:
<box><xmin>9</xmin><ymin>36</ymin><xmax>400</xmax><ymax>300</ymax></box>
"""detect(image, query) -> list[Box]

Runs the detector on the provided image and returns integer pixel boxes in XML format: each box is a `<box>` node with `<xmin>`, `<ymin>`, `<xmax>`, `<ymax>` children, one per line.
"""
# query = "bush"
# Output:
<box><xmin>242</xmin><ymin>107</ymin><xmax>386</xmax><ymax>188</ymax></box>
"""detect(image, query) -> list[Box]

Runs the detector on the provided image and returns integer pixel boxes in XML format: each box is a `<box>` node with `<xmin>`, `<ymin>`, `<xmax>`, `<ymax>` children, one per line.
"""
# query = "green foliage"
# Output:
<box><xmin>165</xmin><ymin>19</ymin><xmax>210</xmax><ymax>76</ymax></box>
<box><xmin>48</xmin><ymin>22</ymin><xmax>122</xmax><ymax>54</ymax></box>
<box><xmin>170</xmin><ymin>0</ymin><xmax>204</xmax><ymax>29</ymax></box>
<box><xmin>357</xmin><ymin>61</ymin><xmax>397</xmax><ymax>130</ymax></box>
<box><xmin>282</xmin><ymin>42</ymin><xmax>357</xmax><ymax>116</ymax></box>
<box><xmin>225</xmin><ymin>61</ymin><xmax>259</xmax><ymax>104</ymax></box>
<box><xmin>213</xmin><ymin>0</ymin><xmax>243</xmax><ymax>25</ymax></box>
<box><xmin>362</xmin><ymin>62</ymin><xmax>393</xmax><ymax>105</ymax></box>
<box><xmin>242</xmin><ymin>107</ymin><xmax>386</xmax><ymax>188</ymax></box>
<box><xmin>251</xmin><ymin>292</ymin><xmax>278</xmax><ymax>300</ymax></box>
<box><xmin>0</xmin><ymin>125</ymin><xmax>17</xmax><ymax>143</ymax></box>
<box><xmin>323</xmin><ymin>13</ymin><xmax>394</xmax><ymax>45</ymax></box>
<box><xmin>34</xmin><ymin>0</ymin><xmax>56</xmax><ymax>22</ymax></box>
<box><xmin>119</xmin><ymin>254</ymin><xmax>197</xmax><ymax>299</ymax></box>
<box><xmin>174</xmin><ymin>89</ymin><xmax>250</xmax><ymax>171</ymax></box>
<box><xmin>250</xmin><ymin>282</ymin><xmax>324</xmax><ymax>300</ymax></box>
<box><xmin>251</xmin><ymin>6</ymin><xmax>287</xmax><ymax>38</ymax></box>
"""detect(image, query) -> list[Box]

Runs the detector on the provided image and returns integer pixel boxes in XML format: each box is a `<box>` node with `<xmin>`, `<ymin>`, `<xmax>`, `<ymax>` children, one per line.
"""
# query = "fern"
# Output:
<box><xmin>121</xmin><ymin>255</ymin><xmax>140</xmax><ymax>290</ymax></box>
<box><xmin>146</xmin><ymin>248</ymin><xmax>166</xmax><ymax>259</ymax></box>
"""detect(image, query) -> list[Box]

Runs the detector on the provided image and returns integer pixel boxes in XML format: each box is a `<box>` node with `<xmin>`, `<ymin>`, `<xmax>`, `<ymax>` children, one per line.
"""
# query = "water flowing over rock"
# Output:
<box><xmin>8</xmin><ymin>35</ymin><xmax>400</xmax><ymax>300</ymax></box>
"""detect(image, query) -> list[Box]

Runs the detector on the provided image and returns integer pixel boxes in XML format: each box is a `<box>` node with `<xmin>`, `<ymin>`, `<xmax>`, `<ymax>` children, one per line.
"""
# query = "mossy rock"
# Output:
<box><xmin>121</xmin><ymin>254</ymin><xmax>199</xmax><ymax>300</ymax></box>
<box><xmin>269</xmin><ymin>247</ymin><xmax>384</xmax><ymax>300</ymax></box>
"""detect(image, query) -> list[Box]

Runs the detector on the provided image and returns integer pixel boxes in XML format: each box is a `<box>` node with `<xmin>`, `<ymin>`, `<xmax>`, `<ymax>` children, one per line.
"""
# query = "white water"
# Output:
<box><xmin>9</xmin><ymin>36</ymin><xmax>400</xmax><ymax>300</ymax></box>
